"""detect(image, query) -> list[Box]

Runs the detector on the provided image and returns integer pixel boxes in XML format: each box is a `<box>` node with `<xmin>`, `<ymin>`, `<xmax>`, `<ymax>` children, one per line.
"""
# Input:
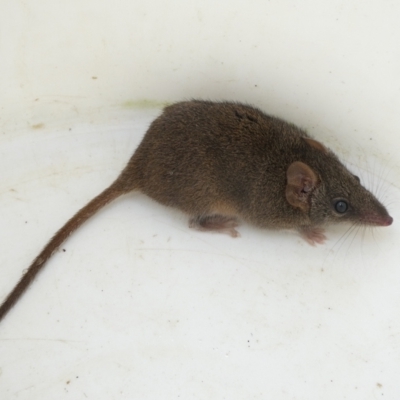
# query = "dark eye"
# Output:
<box><xmin>354</xmin><ymin>175</ymin><xmax>360</xmax><ymax>183</ymax></box>
<box><xmin>334</xmin><ymin>200</ymin><xmax>348</xmax><ymax>213</ymax></box>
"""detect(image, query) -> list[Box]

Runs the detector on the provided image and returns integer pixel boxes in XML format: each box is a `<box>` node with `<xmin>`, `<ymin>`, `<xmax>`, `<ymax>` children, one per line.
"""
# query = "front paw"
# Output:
<box><xmin>298</xmin><ymin>226</ymin><xmax>327</xmax><ymax>246</ymax></box>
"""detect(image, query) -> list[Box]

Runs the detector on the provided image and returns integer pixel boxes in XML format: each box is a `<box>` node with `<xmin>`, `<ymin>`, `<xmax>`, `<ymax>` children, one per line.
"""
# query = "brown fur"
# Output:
<box><xmin>0</xmin><ymin>100</ymin><xmax>392</xmax><ymax>322</ymax></box>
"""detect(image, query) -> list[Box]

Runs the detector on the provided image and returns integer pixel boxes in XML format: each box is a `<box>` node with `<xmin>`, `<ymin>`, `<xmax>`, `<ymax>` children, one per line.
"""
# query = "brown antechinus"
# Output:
<box><xmin>0</xmin><ymin>100</ymin><xmax>393</xmax><ymax>322</ymax></box>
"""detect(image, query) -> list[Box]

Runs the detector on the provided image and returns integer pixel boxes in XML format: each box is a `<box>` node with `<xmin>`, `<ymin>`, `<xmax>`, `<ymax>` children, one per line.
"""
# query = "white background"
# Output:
<box><xmin>1</xmin><ymin>1</ymin><xmax>399</xmax><ymax>399</ymax></box>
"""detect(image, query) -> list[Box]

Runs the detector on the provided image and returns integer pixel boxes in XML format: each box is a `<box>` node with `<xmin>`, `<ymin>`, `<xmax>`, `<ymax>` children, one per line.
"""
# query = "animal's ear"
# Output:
<box><xmin>303</xmin><ymin>138</ymin><xmax>328</xmax><ymax>154</ymax></box>
<box><xmin>286</xmin><ymin>161</ymin><xmax>319</xmax><ymax>212</ymax></box>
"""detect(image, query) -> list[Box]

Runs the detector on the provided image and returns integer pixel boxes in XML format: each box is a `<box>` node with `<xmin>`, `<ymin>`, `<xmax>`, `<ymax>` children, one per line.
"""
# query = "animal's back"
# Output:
<box><xmin>125</xmin><ymin>101</ymin><xmax>309</xmax><ymax>224</ymax></box>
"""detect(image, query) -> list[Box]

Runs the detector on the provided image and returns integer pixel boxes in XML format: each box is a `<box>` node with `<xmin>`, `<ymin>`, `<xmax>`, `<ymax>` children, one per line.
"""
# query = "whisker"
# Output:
<box><xmin>321</xmin><ymin>224</ymin><xmax>354</xmax><ymax>268</ymax></box>
<box><xmin>344</xmin><ymin>223</ymin><xmax>360</xmax><ymax>259</ymax></box>
<box><xmin>331</xmin><ymin>223</ymin><xmax>358</xmax><ymax>262</ymax></box>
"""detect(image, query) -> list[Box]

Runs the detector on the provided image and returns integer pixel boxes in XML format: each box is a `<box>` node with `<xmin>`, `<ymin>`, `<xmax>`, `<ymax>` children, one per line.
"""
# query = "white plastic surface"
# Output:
<box><xmin>1</xmin><ymin>1</ymin><xmax>400</xmax><ymax>399</ymax></box>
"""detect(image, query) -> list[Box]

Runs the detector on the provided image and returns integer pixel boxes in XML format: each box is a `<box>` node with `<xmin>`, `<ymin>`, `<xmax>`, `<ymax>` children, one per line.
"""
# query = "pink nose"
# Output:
<box><xmin>383</xmin><ymin>216</ymin><xmax>393</xmax><ymax>226</ymax></box>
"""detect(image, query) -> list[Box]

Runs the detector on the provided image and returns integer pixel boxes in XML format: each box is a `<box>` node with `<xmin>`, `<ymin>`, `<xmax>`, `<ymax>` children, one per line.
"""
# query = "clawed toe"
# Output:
<box><xmin>299</xmin><ymin>226</ymin><xmax>327</xmax><ymax>246</ymax></box>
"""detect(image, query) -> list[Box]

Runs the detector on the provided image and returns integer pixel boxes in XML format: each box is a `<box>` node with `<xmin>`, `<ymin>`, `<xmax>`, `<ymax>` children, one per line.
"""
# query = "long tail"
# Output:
<box><xmin>0</xmin><ymin>182</ymin><xmax>129</xmax><ymax>322</ymax></box>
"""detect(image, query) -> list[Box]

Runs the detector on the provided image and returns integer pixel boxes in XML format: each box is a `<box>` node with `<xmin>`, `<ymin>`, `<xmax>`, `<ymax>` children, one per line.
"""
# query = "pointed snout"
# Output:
<box><xmin>362</xmin><ymin>214</ymin><xmax>393</xmax><ymax>226</ymax></box>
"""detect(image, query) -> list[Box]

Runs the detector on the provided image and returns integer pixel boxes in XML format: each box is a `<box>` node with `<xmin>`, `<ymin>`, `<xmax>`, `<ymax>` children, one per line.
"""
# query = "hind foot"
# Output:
<box><xmin>189</xmin><ymin>215</ymin><xmax>240</xmax><ymax>238</ymax></box>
